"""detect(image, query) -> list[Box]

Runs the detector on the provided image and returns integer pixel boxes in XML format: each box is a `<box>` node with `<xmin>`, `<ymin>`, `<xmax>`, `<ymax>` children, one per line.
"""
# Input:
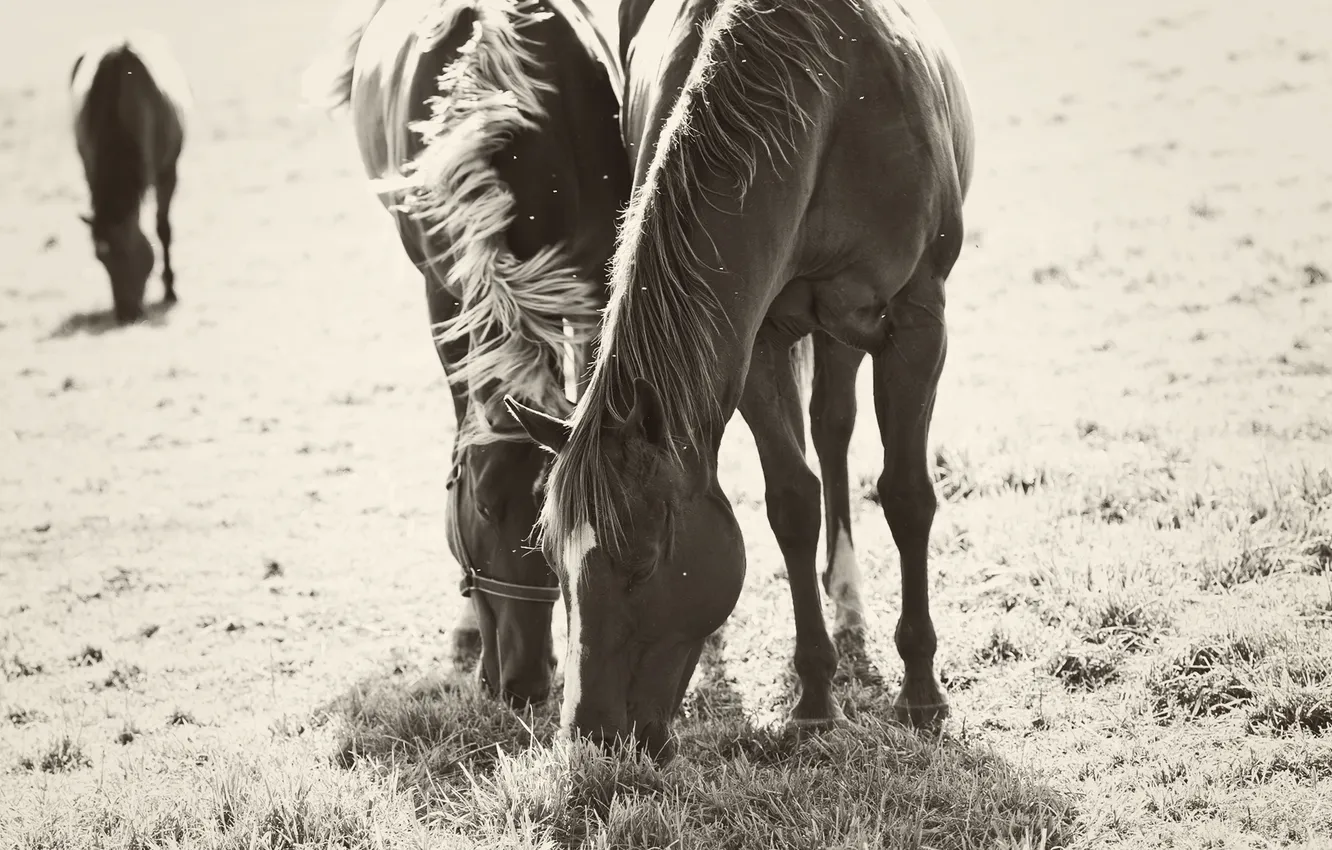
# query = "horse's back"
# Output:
<box><xmin>621</xmin><ymin>0</ymin><xmax>970</xmax><ymax>196</ymax></box>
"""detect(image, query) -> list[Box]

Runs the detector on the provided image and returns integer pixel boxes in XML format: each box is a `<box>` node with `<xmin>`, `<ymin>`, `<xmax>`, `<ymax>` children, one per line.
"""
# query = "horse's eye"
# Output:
<box><xmin>476</xmin><ymin>503</ymin><xmax>494</xmax><ymax>521</ymax></box>
<box><xmin>624</xmin><ymin>542</ymin><xmax>660</xmax><ymax>590</ymax></box>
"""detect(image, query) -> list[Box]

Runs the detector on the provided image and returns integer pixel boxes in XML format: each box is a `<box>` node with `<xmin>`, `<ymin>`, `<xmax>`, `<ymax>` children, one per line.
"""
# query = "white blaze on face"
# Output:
<box><xmin>559</xmin><ymin>522</ymin><xmax>596</xmax><ymax>727</ymax></box>
<box><xmin>828</xmin><ymin>521</ymin><xmax>866</xmax><ymax>633</ymax></box>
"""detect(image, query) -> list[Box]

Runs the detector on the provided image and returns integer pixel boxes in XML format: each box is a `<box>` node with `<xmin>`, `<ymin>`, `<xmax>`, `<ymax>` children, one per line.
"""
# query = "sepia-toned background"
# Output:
<box><xmin>2</xmin><ymin>0</ymin><xmax>1329</xmax><ymax>846</ymax></box>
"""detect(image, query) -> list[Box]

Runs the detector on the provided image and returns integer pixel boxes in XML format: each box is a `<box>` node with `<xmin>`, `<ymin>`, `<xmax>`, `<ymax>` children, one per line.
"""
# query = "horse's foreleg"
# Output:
<box><xmin>156</xmin><ymin>164</ymin><xmax>178</xmax><ymax>302</ymax></box>
<box><xmin>809</xmin><ymin>332</ymin><xmax>867</xmax><ymax>636</ymax></box>
<box><xmin>423</xmin><ymin>274</ymin><xmax>469</xmax><ymax>427</ymax></box>
<box><xmin>423</xmin><ymin>268</ymin><xmax>480</xmax><ymax>668</ymax></box>
<box><xmin>872</xmin><ymin>280</ymin><xmax>948</xmax><ymax>732</ymax></box>
<box><xmin>740</xmin><ymin>330</ymin><xmax>842</xmax><ymax>726</ymax></box>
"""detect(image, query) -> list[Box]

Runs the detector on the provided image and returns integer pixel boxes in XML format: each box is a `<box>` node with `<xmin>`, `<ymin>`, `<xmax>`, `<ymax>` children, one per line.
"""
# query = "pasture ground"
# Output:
<box><xmin>2</xmin><ymin>0</ymin><xmax>1330</xmax><ymax>847</ymax></box>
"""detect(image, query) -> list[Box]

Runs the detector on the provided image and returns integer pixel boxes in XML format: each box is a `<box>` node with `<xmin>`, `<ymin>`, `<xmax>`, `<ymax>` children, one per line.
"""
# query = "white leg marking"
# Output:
<box><xmin>828</xmin><ymin>521</ymin><xmax>866</xmax><ymax>633</ymax></box>
<box><xmin>559</xmin><ymin>522</ymin><xmax>596</xmax><ymax>728</ymax></box>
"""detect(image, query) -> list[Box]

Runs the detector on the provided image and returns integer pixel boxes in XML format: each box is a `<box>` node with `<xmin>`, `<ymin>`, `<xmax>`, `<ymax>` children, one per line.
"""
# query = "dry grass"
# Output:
<box><xmin>3</xmin><ymin>0</ymin><xmax>1332</xmax><ymax>846</ymax></box>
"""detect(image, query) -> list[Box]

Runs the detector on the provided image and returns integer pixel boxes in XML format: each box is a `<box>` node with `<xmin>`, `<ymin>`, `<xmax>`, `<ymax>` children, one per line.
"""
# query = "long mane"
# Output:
<box><xmin>542</xmin><ymin>0</ymin><xmax>842</xmax><ymax>557</ymax></box>
<box><xmin>377</xmin><ymin>0</ymin><xmax>602</xmax><ymax>447</ymax></box>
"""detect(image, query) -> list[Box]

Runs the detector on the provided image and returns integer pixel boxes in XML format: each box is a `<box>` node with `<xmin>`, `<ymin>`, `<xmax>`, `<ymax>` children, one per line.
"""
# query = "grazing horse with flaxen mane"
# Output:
<box><xmin>308</xmin><ymin>0</ymin><xmax>631</xmax><ymax>706</ymax></box>
<box><xmin>70</xmin><ymin>34</ymin><xmax>189</xmax><ymax>323</ymax></box>
<box><xmin>507</xmin><ymin>0</ymin><xmax>973</xmax><ymax>761</ymax></box>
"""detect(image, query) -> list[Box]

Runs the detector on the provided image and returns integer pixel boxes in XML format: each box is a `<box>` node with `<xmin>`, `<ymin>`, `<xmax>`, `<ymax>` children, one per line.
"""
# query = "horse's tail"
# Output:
<box><xmin>388</xmin><ymin>0</ymin><xmax>601</xmax><ymax>441</ymax></box>
<box><xmin>301</xmin><ymin>0</ymin><xmax>389</xmax><ymax>111</ymax></box>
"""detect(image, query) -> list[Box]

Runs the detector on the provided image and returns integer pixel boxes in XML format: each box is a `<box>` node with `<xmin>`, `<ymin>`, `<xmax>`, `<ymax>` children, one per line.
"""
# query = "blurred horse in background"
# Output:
<box><xmin>306</xmin><ymin>0</ymin><xmax>631</xmax><ymax>706</ymax></box>
<box><xmin>70</xmin><ymin>33</ymin><xmax>190</xmax><ymax>323</ymax></box>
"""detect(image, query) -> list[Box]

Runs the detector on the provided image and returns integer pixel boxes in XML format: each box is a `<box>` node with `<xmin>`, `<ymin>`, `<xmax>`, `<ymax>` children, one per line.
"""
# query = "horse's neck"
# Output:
<box><xmin>614</xmin><ymin>0</ymin><xmax>836</xmax><ymax>450</ymax></box>
<box><xmin>626</xmin><ymin>136</ymin><xmax>821</xmax><ymax>440</ymax></box>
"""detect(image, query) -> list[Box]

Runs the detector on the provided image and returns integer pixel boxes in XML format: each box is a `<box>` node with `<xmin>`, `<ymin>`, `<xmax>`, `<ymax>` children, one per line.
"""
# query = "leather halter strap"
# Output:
<box><xmin>447</xmin><ymin>462</ymin><xmax>561</xmax><ymax>605</ymax></box>
<box><xmin>458</xmin><ymin>570</ymin><xmax>561</xmax><ymax>603</ymax></box>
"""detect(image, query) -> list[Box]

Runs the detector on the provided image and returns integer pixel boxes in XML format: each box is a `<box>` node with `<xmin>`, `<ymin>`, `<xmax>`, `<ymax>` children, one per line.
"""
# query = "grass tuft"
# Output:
<box><xmin>1246</xmin><ymin>687</ymin><xmax>1332</xmax><ymax>736</ymax></box>
<box><xmin>1048</xmin><ymin>644</ymin><xmax>1123</xmax><ymax>691</ymax></box>
<box><xmin>6</xmin><ymin>705</ymin><xmax>42</xmax><ymax>726</ymax></box>
<box><xmin>931</xmin><ymin>447</ymin><xmax>1056</xmax><ymax>503</ymax></box>
<box><xmin>1025</xmin><ymin>559</ymin><xmax>1174</xmax><ymax>651</ymax></box>
<box><xmin>975</xmin><ymin>627</ymin><xmax>1029</xmax><ymax>665</ymax></box>
<box><xmin>1227</xmin><ymin>745</ymin><xmax>1332</xmax><ymax>784</ymax></box>
<box><xmin>1078</xmin><ymin>590</ymin><xmax>1171</xmax><ymax>652</ymax></box>
<box><xmin>167</xmin><ymin>708</ymin><xmax>198</xmax><ymax>726</ymax></box>
<box><xmin>19</xmin><ymin>735</ymin><xmax>92</xmax><ymax>773</ymax></box>
<box><xmin>68</xmin><ymin>645</ymin><xmax>103</xmax><ymax>667</ymax></box>
<box><xmin>437</xmin><ymin>718</ymin><xmax>1078</xmax><ymax>849</ymax></box>
<box><xmin>2</xmin><ymin>654</ymin><xmax>45</xmax><ymax>680</ymax></box>
<box><xmin>1145</xmin><ymin>632</ymin><xmax>1293</xmax><ymax>720</ymax></box>
<box><xmin>308</xmin><ymin>670</ymin><xmax>1079</xmax><ymax>848</ymax></box>
<box><xmin>100</xmin><ymin>663</ymin><xmax>145</xmax><ymax>691</ymax></box>
<box><xmin>328</xmin><ymin>673</ymin><xmax>558</xmax><ymax>784</ymax></box>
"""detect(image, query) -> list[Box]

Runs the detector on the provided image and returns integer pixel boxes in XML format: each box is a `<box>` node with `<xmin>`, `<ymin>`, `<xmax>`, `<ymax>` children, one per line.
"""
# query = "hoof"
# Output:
<box><xmin>788</xmin><ymin>687</ymin><xmax>847</xmax><ymax>729</ymax></box>
<box><xmin>893</xmin><ymin>675</ymin><xmax>949</xmax><ymax>733</ymax></box>
<box><xmin>450</xmin><ymin>627</ymin><xmax>482</xmax><ymax>671</ymax></box>
<box><xmin>786</xmin><ymin>711</ymin><xmax>850</xmax><ymax>731</ymax></box>
<box><xmin>163</xmin><ymin>290</ymin><xmax>178</xmax><ymax>304</ymax></box>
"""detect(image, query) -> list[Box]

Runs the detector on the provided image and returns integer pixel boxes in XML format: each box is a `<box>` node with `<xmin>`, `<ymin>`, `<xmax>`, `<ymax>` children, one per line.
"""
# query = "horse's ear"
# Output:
<box><xmin>623</xmin><ymin>377</ymin><xmax>666</xmax><ymax>445</ymax></box>
<box><xmin>79</xmin><ymin>213</ymin><xmax>94</xmax><ymax>227</ymax></box>
<box><xmin>504</xmin><ymin>396</ymin><xmax>571</xmax><ymax>455</ymax></box>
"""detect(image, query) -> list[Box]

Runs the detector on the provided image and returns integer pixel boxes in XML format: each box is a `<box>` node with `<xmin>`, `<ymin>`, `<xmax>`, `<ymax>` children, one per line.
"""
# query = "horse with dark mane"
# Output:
<box><xmin>308</xmin><ymin>0</ymin><xmax>631</xmax><ymax>706</ymax></box>
<box><xmin>70</xmin><ymin>34</ymin><xmax>189</xmax><ymax>324</ymax></box>
<box><xmin>508</xmin><ymin>0</ymin><xmax>974</xmax><ymax>761</ymax></box>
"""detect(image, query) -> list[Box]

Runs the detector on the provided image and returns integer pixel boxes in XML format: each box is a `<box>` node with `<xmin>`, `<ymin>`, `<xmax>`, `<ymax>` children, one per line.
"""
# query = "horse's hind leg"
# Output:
<box><xmin>873</xmin><ymin>276</ymin><xmax>949</xmax><ymax>731</ymax></box>
<box><xmin>156</xmin><ymin>164</ymin><xmax>178</xmax><ymax>302</ymax></box>
<box><xmin>739</xmin><ymin>329</ymin><xmax>843</xmax><ymax>725</ymax></box>
<box><xmin>809</xmin><ymin>332</ymin><xmax>867</xmax><ymax>636</ymax></box>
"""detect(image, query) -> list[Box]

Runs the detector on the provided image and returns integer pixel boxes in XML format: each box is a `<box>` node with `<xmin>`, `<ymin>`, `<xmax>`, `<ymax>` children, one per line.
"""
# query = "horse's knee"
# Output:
<box><xmin>876</xmin><ymin>474</ymin><xmax>936</xmax><ymax>542</ymax></box>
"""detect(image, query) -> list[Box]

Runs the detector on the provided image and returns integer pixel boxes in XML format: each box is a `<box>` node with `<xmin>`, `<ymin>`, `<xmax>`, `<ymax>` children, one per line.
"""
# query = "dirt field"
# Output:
<box><xmin>2</xmin><ymin>0</ymin><xmax>1330</xmax><ymax>847</ymax></box>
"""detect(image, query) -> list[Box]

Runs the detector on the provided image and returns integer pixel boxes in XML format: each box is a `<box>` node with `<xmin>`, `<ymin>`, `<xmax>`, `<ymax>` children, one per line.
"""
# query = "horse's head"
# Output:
<box><xmin>81</xmin><ymin>213</ymin><xmax>153</xmax><ymax>323</ymax></box>
<box><xmin>506</xmin><ymin>378</ymin><xmax>745</xmax><ymax>764</ymax></box>
<box><xmin>447</xmin><ymin>436</ymin><xmax>560</xmax><ymax>707</ymax></box>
